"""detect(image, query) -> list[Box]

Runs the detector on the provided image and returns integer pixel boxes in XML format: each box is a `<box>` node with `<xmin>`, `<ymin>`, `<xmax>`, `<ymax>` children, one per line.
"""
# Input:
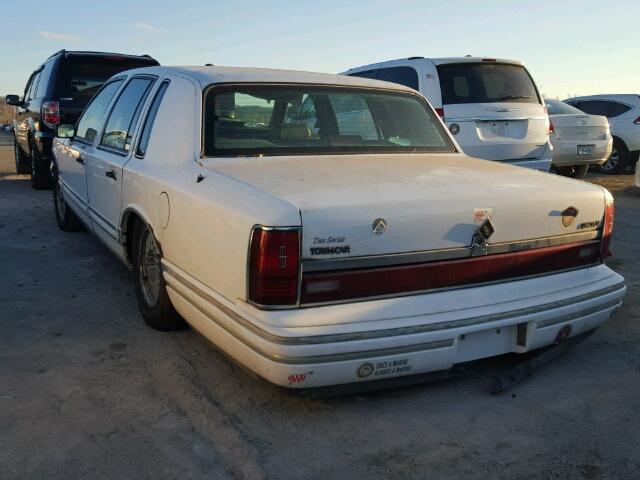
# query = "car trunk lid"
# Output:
<box><xmin>551</xmin><ymin>114</ymin><xmax>608</xmax><ymax>141</ymax></box>
<box><xmin>206</xmin><ymin>153</ymin><xmax>605</xmax><ymax>261</ymax></box>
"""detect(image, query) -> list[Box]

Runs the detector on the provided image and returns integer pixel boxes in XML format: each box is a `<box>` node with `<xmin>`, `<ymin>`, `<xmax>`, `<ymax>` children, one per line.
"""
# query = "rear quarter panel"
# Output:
<box><xmin>122</xmin><ymin>75</ymin><xmax>301</xmax><ymax>303</ymax></box>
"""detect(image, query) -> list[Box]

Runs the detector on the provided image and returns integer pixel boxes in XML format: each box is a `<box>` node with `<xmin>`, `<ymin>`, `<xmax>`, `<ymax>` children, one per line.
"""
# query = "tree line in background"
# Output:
<box><xmin>0</xmin><ymin>97</ymin><xmax>17</xmax><ymax>125</ymax></box>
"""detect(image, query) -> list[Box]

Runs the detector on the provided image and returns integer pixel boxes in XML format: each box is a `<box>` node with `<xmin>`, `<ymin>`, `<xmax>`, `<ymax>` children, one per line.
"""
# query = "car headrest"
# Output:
<box><xmin>280</xmin><ymin>123</ymin><xmax>312</xmax><ymax>140</ymax></box>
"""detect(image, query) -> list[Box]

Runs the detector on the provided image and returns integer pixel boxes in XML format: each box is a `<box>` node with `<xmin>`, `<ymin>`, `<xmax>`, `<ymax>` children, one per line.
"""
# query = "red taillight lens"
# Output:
<box><xmin>633</xmin><ymin>116</ymin><xmax>640</xmax><ymax>125</ymax></box>
<box><xmin>600</xmin><ymin>194</ymin><xmax>614</xmax><ymax>260</ymax></box>
<box><xmin>549</xmin><ymin>120</ymin><xmax>555</xmax><ymax>134</ymax></box>
<box><xmin>301</xmin><ymin>241</ymin><xmax>601</xmax><ymax>304</ymax></box>
<box><xmin>41</xmin><ymin>101</ymin><xmax>60</xmax><ymax>128</ymax></box>
<box><xmin>435</xmin><ymin>108</ymin><xmax>445</xmax><ymax>119</ymax></box>
<box><xmin>249</xmin><ymin>227</ymin><xmax>300</xmax><ymax>306</ymax></box>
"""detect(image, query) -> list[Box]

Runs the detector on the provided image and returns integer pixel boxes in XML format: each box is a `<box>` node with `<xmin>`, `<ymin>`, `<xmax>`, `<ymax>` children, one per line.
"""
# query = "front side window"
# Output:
<box><xmin>27</xmin><ymin>72</ymin><xmax>41</xmax><ymax>100</ymax></box>
<box><xmin>203</xmin><ymin>85</ymin><xmax>454</xmax><ymax>157</ymax></box>
<box><xmin>75</xmin><ymin>80</ymin><xmax>123</xmax><ymax>143</ymax></box>
<box><xmin>437</xmin><ymin>63</ymin><xmax>540</xmax><ymax>105</ymax></box>
<box><xmin>574</xmin><ymin>101</ymin><xmax>608</xmax><ymax>117</ymax></box>
<box><xmin>100</xmin><ymin>77</ymin><xmax>155</xmax><ymax>152</ymax></box>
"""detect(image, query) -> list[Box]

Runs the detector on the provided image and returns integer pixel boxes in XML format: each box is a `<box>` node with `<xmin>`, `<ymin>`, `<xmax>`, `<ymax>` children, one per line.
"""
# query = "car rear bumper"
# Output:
<box><xmin>504</xmin><ymin>143</ymin><xmax>552</xmax><ymax>171</ymax></box>
<box><xmin>163</xmin><ymin>261</ymin><xmax>625</xmax><ymax>389</ymax></box>
<box><xmin>551</xmin><ymin>137</ymin><xmax>612</xmax><ymax>167</ymax></box>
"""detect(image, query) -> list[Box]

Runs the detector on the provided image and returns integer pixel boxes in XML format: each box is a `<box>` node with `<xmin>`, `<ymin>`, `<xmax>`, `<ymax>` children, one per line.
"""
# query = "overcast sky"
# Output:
<box><xmin>1</xmin><ymin>0</ymin><xmax>638</xmax><ymax>98</ymax></box>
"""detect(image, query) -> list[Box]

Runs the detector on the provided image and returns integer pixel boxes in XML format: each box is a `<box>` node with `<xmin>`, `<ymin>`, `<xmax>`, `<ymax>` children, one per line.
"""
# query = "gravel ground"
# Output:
<box><xmin>1</xmin><ymin>132</ymin><xmax>639</xmax><ymax>480</ymax></box>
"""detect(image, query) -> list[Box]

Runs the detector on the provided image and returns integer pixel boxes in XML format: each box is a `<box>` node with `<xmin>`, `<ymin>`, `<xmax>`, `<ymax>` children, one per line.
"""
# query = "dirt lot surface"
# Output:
<box><xmin>1</xmin><ymin>132</ymin><xmax>639</xmax><ymax>479</ymax></box>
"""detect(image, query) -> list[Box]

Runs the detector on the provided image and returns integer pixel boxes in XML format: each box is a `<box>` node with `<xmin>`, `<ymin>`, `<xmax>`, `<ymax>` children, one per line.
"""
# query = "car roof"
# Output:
<box><xmin>47</xmin><ymin>49</ymin><xmax>157</xmax><ymax>62</ymax></box>
<box><xmin>121</xmin><ymin>65</ymin><xmax>417</xmax><ymax>92</ymax></box>
<box><xmin>565</xmin><ymin>94</ymin><xmax>640</xmax><ymax>103</ymax></box>
<box><xmin>344</xmin><ymin>56</ymin><xmax>523</xmax><ymax>73</ymax></box>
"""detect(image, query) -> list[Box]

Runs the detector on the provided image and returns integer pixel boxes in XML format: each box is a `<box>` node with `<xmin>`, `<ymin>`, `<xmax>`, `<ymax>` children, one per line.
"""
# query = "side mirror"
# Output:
<box><xmin>56</xmin><ymin>124</ymin><xmax>75</xmax><ymax>139</ymax></box>
<box><xmin>5</xmin><ymin>94</ymin><xmax>21</xmax><ymax>107</ymax></box>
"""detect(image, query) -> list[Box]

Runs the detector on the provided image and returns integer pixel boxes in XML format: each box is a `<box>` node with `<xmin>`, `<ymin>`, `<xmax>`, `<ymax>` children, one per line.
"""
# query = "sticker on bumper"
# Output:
<box><xmin>357</xmin><ymin>359</ymin><xmax>412</xmax><ymax>379</ymax></box>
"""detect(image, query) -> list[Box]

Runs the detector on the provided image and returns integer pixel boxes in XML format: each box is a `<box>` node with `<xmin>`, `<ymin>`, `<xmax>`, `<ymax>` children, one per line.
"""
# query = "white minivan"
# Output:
<box><xmin>344</xmin><ymin>57</ymin><xmax>552</xmax><ymax>170</ymax></box>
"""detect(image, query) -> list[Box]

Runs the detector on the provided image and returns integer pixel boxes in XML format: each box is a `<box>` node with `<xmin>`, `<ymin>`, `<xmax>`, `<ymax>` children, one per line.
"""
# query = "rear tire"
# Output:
<box><xmin>596</xmin><ymin>139</ymin><xmax>627</xmax><ymax>174</ymax></box>
<box><xmin>557</xmin><ymin>165</ymin><xmax>589</xmax><ymax>178</ymax></box>
<box><xmin>14</xmin><ymin>140</ymin><xmax>30</xmax><ymax>174</ymax></box>
<box><xmin>53</xmin><ymin>178</ymin><xmax>82</xmax><ymax>232</ymax></box>
<box><xmin>132</xmin><ymin>221</ymin><xmax>185</xmax><ymax>331</ymax></box>
<box><xmin>29</xmin><ymin>139</ymin><xmax>53</xmax><ymax>190</ymax></box>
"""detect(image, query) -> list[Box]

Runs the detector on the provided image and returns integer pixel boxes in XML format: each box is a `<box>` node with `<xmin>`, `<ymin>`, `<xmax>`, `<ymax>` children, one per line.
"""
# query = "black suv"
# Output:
<box><xmin>6</xmin><ymin>50</ymin><xmax>159</xmax><ymax>189</ymax></box>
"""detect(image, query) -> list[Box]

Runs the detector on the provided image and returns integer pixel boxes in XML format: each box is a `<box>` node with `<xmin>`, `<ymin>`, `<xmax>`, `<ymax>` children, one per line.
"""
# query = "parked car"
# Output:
<box><xmin>544</xmin><ymin>98</ymin><xmax>612</xmax><ymax>178</ymax></box>
<box><xmin>563</xmin><ymin>94</ymin><xmax>640</xmax><ymax>174</ymax></box>
<box><xmin>343</xmin><ymin>57</ymin><xmax>552</xmax><ymax>171</ymax></box>
<box><xmin>6</xmin><ymin>50</ymin><xmax>159</xmax><ymax>189</ymax></box>
<box><xmin>52</xmin><ymin>66</ymin><xmax>625</xmax><ymax>389</ymax></box>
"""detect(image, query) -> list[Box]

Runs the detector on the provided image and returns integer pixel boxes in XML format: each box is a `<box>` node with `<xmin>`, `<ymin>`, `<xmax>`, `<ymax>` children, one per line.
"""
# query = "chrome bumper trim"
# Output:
<box><xmin>162</xmin><ymin>261</ymin><xmax>624</xmax><ymax>349</ymax></box>
<box><xmin>536</xmin><ymin>298</ymin><xmax>621</xmax><ymax>329</ymax></box>
<box><xmin>302</xmin><ymin>231</ymin><xmax>600</xmax><ymax>272</ymax></box>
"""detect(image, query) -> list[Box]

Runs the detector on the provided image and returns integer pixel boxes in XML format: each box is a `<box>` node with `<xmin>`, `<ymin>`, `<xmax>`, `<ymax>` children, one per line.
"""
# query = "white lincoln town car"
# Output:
<box><xmin>52</xmin><ymin>66</ymin><xmax>626</xmax><ymax>389</ymax></box>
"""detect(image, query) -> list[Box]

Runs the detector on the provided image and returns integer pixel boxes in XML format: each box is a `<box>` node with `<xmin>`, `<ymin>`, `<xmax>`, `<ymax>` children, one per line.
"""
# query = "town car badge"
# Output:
<box><xmin>561</xmin><ymin>206</ymin><xmax>579</xmax><ymax>228</ymax></box>
<box><xmin>372</xmin><ymin>218</ymin><xmax>388</xmax><ymax>235</ymax></box>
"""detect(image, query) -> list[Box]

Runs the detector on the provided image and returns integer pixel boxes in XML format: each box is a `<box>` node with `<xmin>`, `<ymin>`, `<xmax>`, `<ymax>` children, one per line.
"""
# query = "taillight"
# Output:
<box><xmin>248</xmin><ymin>227</ymin><xmax>300</xmax><ymax>306</ymax></box>
<box><xmin>435</xmin><ymin>108</ymin><xmax>445</xmax><ymax>119</ymax></box>
<box><xmin>600</xmin><ymin>191</ymin><xmax>614</xmax><ymax>260</ymax></box>
<box><xmin>41</xmin><ymin>101</ymin><xmax>60</xmax><ymax>128</ymax></box>
<box><xmin>633</xmin><ymin>116</ymin><xmax>640</xmax><ymax>125</ymax></box>
<box><xmin>549</xmin><ymin>120</ymin><xmax>555</xmax><ymax>134</ymax></box>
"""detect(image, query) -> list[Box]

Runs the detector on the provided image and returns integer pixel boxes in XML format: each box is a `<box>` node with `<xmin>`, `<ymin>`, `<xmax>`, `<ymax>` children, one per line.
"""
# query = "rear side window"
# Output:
<box><xmin>75</xmin><ymin>80</ymin><xmax>123</xmax><ymax>143</ymax></box>
<box><xmin>349</xmin><ymin>69</ymin><xmax>378</xmax><ymax>80</ymax></box>
<box><xmin>136</xmin><ymin>81</ymin><xmax>170</xmax><ymax>157</ymax></box>
<box><xmin>100</xmin><ymin>77</ymin><xmax>155</xmax><ymax>152</ymax></box>
<box><xmin>330</xmin><ymin>94</ymin><xmax>378</xmax><ymax>140</ymax></box>
<box><xmin>36</xmin><ymin>61</ymin><xmax>55</xmax><ymax>98</ymax></box>
<box><xmin>437</xmin><ymin>63</ymin><xmax>540</xmax><ymax>105</ymax></box>
<box><xmin>376</xmin><ymin>67</ymin><xmax>419</xmax><ymax>90</ymax></box>
<box><xmin>606</xmin><ymin>101</ymin><xmax>632</xmax><ymax>117</ymax></box>
<box><xmin>56</xmin><ymin>57</ymin><xmax>157</xmax><ymax>104</ymax></box>
<box><xmin>349</xmin><ymin>67</ymin><xmax>419</xmax><ymax>90</ymax></box>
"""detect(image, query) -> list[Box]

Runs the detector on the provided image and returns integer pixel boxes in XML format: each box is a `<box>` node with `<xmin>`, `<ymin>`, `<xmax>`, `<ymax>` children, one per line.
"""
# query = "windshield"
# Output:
<box><xmin>544</xmin><ymin>98</ymin><xmax>584</xmax><ymax>115</ymax></box>
<box><xmin>203</xmin><ymin>85</ymin><xmax>455</xmax><ymax>157</ymax></box>
<box><xmin>437</xmin><ymin>62</ymin><xmax>540</xmax><ymax>105</ymax></box>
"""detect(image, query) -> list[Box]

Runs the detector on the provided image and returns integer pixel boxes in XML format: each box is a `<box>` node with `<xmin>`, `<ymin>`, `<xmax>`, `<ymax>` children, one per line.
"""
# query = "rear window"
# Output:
<box><xmin>437</xmin><ymin>62</ymin><xmax>540</xmax><ymax>105</ymax></box>
<box><xmin>544</xmin><ymin>98</ymin><xmax>584</xmax><ymax>115</ymax></box>
<box><xmin>56</xmin><ymin>57</ymin><xmax>157</xmax><ymax>103</ymax></box>
<box><xmin>203</xmin><ymin>85</ymin><xmax>454</xmax><ymax>157</ymax></box>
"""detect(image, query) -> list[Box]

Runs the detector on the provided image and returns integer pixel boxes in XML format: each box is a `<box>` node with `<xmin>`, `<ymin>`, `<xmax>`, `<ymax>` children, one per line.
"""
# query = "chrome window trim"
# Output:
<box><xmin>302</xmin><ymin>230</ymin><xmax>600</xmax><ymax>273</ymax></box>
<box><xmin>199</xmin><ymin>81</ymin><xmax>458</xmax><ymax>159</ymax></box>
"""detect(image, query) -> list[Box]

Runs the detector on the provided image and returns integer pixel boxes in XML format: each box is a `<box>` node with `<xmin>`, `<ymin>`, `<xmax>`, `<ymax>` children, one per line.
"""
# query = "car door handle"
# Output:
<box><xmin>105</xmin><ymin>170</ymin><xmax>117</xmax><ymax>180</ymax></box>
<box><xmin>75</xmin><ymin>153</ymin><xmax>85</xmax><ymax>165</ymax></box>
